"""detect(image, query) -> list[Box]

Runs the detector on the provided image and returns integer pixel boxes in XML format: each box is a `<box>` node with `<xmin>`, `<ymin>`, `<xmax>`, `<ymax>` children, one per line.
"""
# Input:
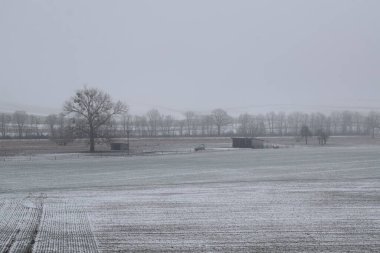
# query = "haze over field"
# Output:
<box><xmin>1</xmin><ymin>0</ymin><xmax>380</xmax><ymax>115</ymax></box>
<box><xmin>2</xmin><ymin>2</ymin><xmax>380</xmax><ymax>252</ymax></box>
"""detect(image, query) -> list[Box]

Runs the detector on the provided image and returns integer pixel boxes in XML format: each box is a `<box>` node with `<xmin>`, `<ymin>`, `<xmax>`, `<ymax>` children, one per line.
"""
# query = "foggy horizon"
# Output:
<box><xmin>1</xmin><ymin>2</ymin><xmax>380</xmax><ymax>252</ymax></box>
<box><xmin>1</xmin><ymin>0</ymin><xmax>379</xmax><ymax>116</ymax></box>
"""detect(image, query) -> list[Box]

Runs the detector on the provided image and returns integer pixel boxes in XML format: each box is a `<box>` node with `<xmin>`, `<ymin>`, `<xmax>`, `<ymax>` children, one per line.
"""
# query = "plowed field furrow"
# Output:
<box><xmin>0</xmin><ymin>201</ymin><xmax>25</xmax><ymax>252</ymax></box>
<box><xmin>8</xmin><ymin>205</ymin><xmax>41</xmax><ymax>253</ymax></box>
<box><xmin>0</xmin><ymin>199</ymin><xmax>43</xmax><ymax>253</ymax></box>
<box><xmin>33</xmin><ymin>202</ymin><xmax>98</xmax><ymax>253</ymax></box>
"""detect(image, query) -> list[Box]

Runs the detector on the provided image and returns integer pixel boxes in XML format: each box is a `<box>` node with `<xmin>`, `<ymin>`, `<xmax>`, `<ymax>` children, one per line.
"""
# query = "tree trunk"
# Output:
<box><xmin>217</xmin><ymin>125</ymin><xmax>221</xmax><ymax>136</ymax></box>
<box><xmin>305</xmin><ymin>136</ymin><xmax>308</xmax><ymax>145</ymax></box>
<box><xmin>90</xmin><ymin>137</ymin><xmax>95</xmax><ymax>152</ymax></box>
<box><xmin>89</xmin><ymin>127</ymin><xmax>95</xmax><ymax>152</ymax></box>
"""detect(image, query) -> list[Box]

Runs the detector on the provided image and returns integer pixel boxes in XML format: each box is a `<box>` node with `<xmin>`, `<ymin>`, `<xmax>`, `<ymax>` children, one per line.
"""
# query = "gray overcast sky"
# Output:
<box><xmin>0</xmin><ymin>0</ymin><xmax>379</xmax><ymax>116</ymax></box>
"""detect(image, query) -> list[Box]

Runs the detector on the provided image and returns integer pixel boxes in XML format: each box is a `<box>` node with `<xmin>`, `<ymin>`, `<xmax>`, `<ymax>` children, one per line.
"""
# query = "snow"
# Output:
<box><xmin>0</xmin><ymin>146</ymin><xmax>379</xmax><ymax>252</ymax></box>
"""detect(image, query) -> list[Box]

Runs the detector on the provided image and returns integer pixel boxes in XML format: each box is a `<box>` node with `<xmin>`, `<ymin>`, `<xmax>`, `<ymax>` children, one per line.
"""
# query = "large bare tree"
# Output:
<box><xmin>64</xmin><ymin>87</ymin><xmax>127</xmax><ymax>152</ymax></box>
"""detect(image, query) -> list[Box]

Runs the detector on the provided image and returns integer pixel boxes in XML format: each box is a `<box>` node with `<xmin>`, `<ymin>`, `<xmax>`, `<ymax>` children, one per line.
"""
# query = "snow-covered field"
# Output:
<box><xmin>0</xmin><ymin>146</ymin><xmax>379</xmax><ymax>252</ymax></box>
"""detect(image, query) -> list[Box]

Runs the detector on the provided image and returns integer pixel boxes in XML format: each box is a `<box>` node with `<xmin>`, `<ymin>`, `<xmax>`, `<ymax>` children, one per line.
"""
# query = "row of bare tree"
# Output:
<box><xmin>123</xmin><ymin>109</ymin><xmax>233</xmax><ymax>137</ymax></box>
<box><xmin>1</xmin><ymin>109</ymin><xmax>380</xmax><ymax>139</ymax></box>
<box><xmin>237</xmin><ymin>111</ymin><xmax>380</xmax><ymax>138</ymax></box>
<box><xmin>2</xmin><ymin>86</ymin><xmax>380</xmax><ymax>152</ymax></box>
<box><xmin>0</xmin><ymin>111</ymin><xmax>46</xmax><ymax>139</ymax></box>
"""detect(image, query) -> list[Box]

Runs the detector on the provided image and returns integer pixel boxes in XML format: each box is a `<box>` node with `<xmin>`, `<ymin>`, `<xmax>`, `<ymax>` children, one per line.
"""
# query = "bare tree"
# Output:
<box><xmin>352</xmin><ymin>112</ymin><xmax>362</xmax><ymax>134</ymax></box>
<box><xmin>184</xmin><ymin>111</ymin><xmax>196</xmax><ymax>136</ymax></box>
<box><xmin>300</xmin><ymin>125</ymin><xmax>312</xmax><ymax>144</ymax></box>
<box><xmin>191</xmin><ymin>114</ymin><xmax>200</xmax><ymax>136</ymax></box>
<box><xmin>287</xmin><ymin>112</ymin><xmax>300</xmax><ymax>136</ymax></box>
<box><xmin>238</xmin><ymin>113</ymin><xmax>263</xmax><ymax>137</ymax></box>
<box><xmin>146</xmin><ymin>109</ymin><xmax>161</xmax><ymax>136</ymax></box>
<box><xmin>202</xmin><ymin>115</ymin><xmax>214</xmax><ymax>136</ymax></box>
<box><xmin>211</xmin><ymin>109</ymin><xmax>231</xmax><ymax>136</ymax></box>
<box><xmin>133</xmin><ymin>115</ymin><xmax>148</xmax><ymax>136</ymax></box>
<box><xmin>177</xmin><ymin>119</ymin><xmax>185</xmax><ymax>136</ymax></box>
<box><xmin>121</xmin><ymin>112</ymin><xmax>131</xmax><ymax>137</ymax></box>
<box><xmin>46</xmin><ymin>114</ymin><xmax>58</xmax><ymax>138</ymax></box>
<box><xmin>367</xmin><ymin>111</ymin><xmax>380</xmax><ymax>138</ymax></box>
<box><xmin>309</xmin><ymin>113</ymin><xmax>327</xmax><ymax>134</ymax></box>
<box><xmin>13</xmin><ymin>111</ymin><xmax>28</xmax><ymax>138</ymax></box>
<box><xmin>341</xmin><ymin>111</ymin><xmax>353</xmax><ymax>135</ymax></box>
<box><xmin>51</xmin><ymin>113</ymin><xmax>75</xmax><ymax>145</ymax></box>
<box><xmin>329</xmin><ymin>111</ymin><xmax>342</xmax><ymax>135</ymax></box>
<box><xmin>276</xmin><ymin>112</ymin><xmax>286</xmax><ymax>136</ymax></box>
<box><xmin>266</xmin><ymin>112</ymin><xmax>276</xmax><ymax>135</ymax></box>
<box><xmin>238</xmin><ymin>113</ymin><xmax>250</xmax><ymax>136</ymax></box>
<box><xmin>30</xmin><ymin>115</ymin><xmax>42</xmax><ymax>138</ymax></box>
<box><xmin>64</xmin><ymin>87</ymin><xmax>127</xmax><ymax>152</ymax></box>
<box><xmin>0</xmin><ymin>113</ymin><xmax>11</xmax><ymax>138</ymax></box>
<box><xmin>254</xmin><ymin>115</ymin><xmax>266</xmax><ymax>136</ymax></box>
<box><xmin>161</xmin><ymin>115</ymin><xmax>175</xmax><ymax>136</ymax></box>
<box><xmin>99</xmin><ymin>117</ymin><xmax>118</xmax><ymax>141</ymax></box>
<box><xmin>316</xmin><ymin>128</ymin><xmax>329</xmax><ymax>145</ymax></box>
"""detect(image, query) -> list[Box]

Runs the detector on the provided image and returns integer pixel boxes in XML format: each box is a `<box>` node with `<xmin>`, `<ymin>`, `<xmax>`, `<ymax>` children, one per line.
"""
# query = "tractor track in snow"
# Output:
<box><xmin>33</xmin><ymin>201</ymin><xmax>99</xmax><ymax>252</ymax></box>
<box><xmin>0</xmin><ymin>195</ymin><xmax>98</xmax><ymax>253</ymax></box>
<box><xmin>0</xmin><ymin>194</ymin><xmax>44</xmax><ymax>253</ymax></box>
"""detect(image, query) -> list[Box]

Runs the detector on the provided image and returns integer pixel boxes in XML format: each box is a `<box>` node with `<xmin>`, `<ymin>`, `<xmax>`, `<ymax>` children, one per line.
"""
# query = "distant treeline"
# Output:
<box><xmin>1</xmin><ymin>109</ymin><xmax>380</xmax><ymax>139</ymax></box>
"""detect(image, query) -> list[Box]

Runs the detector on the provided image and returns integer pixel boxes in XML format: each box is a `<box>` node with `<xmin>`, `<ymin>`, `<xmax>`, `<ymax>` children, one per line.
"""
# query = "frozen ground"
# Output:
<box><xmin>0</xmin><ymin>146</ymin><xmax>379</xmax><ymax>252</ymax></box>
<box><xmin>2</xmin><ymin>136</ymin><xmax>380</xmax><ymax>156</ymax></box>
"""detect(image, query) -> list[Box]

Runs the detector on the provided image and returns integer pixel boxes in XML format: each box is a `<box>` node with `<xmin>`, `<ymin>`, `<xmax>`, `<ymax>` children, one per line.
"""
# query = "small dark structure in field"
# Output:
<box><xmin>232</xmin><ymin>137</ymin><xmax>264</xmax><ymax>149</ymax></box>
<box><xmin>194</xmin><ymin>144</ymin><xmax>205</xmax><ymax>151</ymax></box>
<box><xmin>110</xmin><ymin>142</ymin><xmax>129</xmax><ymax>151</ymax></box>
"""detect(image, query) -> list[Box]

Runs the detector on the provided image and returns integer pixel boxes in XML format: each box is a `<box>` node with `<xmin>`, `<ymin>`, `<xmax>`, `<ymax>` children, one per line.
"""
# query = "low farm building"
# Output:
<box><xmin>232</xmin><ymin>137</ymin><xmax>264</xmax><ymax>149</ymax></box>
<box><xmin>110</xmin><ymin>142</ymin><xmax>129</xmax><ymax>151</ymax></box>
